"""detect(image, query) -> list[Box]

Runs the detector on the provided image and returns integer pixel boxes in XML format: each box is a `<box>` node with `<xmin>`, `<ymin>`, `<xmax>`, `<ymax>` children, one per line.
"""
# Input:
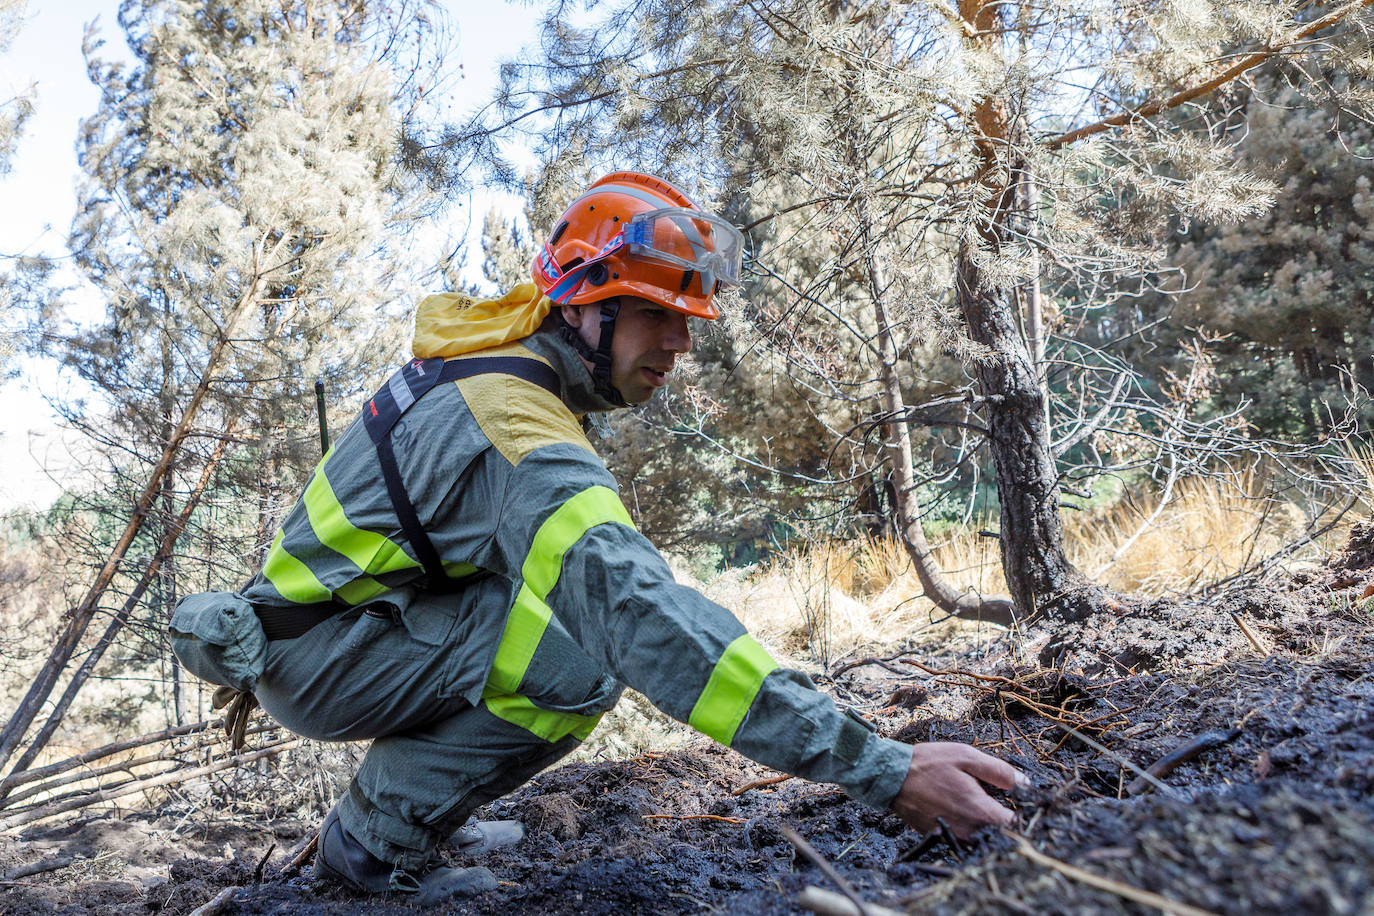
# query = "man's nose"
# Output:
<box><xmin>663</xmin><ymin>312</ymin><xmax>693</xmax><ymax>353</ymax></box>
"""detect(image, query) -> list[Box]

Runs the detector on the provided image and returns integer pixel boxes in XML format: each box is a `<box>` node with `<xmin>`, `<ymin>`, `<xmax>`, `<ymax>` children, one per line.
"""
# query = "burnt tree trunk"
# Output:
<box><xmin>955</xmin><ymin>246</ymin><xmax>1100</xmax><ymax>620</ymax></box>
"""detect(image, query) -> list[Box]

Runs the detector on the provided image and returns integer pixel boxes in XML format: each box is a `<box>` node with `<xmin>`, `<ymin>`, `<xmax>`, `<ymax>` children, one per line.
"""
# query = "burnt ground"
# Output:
<box><xmin>3</xmin><ymin>526</ymin><xmax>1374</xmax><ymax>915</ymax></box>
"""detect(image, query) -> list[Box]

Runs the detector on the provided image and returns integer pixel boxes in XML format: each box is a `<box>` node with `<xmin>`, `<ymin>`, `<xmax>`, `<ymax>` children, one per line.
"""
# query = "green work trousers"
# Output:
<box><xmin>253</xmin><ymin>578</ymin><xmax>621</xmax><ymax>871</ymax></box>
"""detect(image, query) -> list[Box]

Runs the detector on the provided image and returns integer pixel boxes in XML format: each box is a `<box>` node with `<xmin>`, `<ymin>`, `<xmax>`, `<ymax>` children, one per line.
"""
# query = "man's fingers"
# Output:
<box><xmin>959</xmin><ymin>747</ymin><xmax>1022</xmax><ymax>791</ymax></box>
<box><xmin>947</xmin><ymin>770</ymin><xmax>1016</xmax><ymax>835</ymax></box>
<box><xmin>892</xmin><ymin>742</ymin><xmax>1026</xmax><ymax>838</ymax></box>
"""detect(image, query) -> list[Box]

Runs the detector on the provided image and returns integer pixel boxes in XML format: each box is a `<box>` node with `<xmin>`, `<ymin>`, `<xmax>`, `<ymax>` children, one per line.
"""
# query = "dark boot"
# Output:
<box><xmin>314</xmin><ymin>805</ymin><xmax>497</xmax><ymax>906</ymax></box>
<box><xmin>451</xmin><ymin>819</ymin><xmax>525</xmax><ymax>856</ymax></box>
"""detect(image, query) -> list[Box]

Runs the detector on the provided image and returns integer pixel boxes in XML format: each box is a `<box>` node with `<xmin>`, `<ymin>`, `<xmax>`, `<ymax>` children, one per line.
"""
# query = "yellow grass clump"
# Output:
<box><xmin>695</xmin><ymin>476</ymin><xmax>1358</xmax><ymax>670</ymax></box>
<box><xmin>1066</xmin><ymin>474</ymin><xmax>1310</xmax><ymax>594</ymax></box>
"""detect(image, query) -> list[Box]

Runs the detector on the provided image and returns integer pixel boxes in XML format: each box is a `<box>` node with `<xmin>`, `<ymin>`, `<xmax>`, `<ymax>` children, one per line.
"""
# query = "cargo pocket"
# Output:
<box><xmin>519</xmin><ymin>617</ymin><xmax>623</xmax><ymax>716</ymax></box>
<box><xmin>169</xmin><ymin>592</ymin><xmax>267</xmax><ymax>693</ymax></box>
<box><xmin>526</xmin><ymin>670</ymin><xmax>624</xmax><ymax>717</ymax></box>
<box><xmin>337</xmin><ymin>603</ymin><xmax>404</xmax><ymax>659</ymax></box>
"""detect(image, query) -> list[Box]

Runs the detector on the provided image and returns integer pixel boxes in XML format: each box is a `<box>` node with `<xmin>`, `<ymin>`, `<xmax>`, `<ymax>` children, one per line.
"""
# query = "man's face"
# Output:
<box><xmin>562</xmin><ymin>297</ymin><xmax>694</xmax><ymax>404</ymax></box>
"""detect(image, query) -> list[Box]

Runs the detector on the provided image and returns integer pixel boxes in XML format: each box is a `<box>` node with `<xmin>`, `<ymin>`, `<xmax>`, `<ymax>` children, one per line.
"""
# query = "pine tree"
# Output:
<box><xmin>471</xmin><ymin>0</ymin><xmax>1374</xmax><ymax>622</ymax></box>
<box><xmin>1140</xmin><ymin>76</ymin><xmax>1374</xmax><ymax>441</ymax></box>
<box><xmin>0</xmin><ymin>0</ymin><xmax>442</xmax><ymax>779</ymax></box>
<box><xmin>0</xmin><ymin>0</ymin><xmax>35</xmax><ymax>375</ymax></box>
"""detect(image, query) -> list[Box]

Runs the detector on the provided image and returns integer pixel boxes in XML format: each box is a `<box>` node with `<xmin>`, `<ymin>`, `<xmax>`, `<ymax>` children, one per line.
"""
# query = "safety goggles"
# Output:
<box><xmin>622</xmin><ymin>207</ymin><xmax>744</xmax><ymax>291</ymax></box>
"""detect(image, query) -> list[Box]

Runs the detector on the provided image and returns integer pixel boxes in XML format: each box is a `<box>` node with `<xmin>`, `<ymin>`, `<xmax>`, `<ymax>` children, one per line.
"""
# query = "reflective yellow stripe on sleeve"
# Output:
<box><xmin>688</xmin><ymin>633</ymin><xmax>778</xmax><ymax>746</ymax></box>
<box><xmin>482</xmin><ymin>485</ymin><xmax>633</xmax><ymax>741</ymax></box>
<box><xmin>486</xmin><ymin>486</ymin><xmax>633</xmax><ymax>692</ymax></box>
<box><xmin>303</xmin><ymin>455</ymin><xmax>418</xmax><ymax>577</ymax></box>
<box><xmin>262</xmin><ymin>530</ymin><xmax>332</xmax><ymax>604</ymax></box>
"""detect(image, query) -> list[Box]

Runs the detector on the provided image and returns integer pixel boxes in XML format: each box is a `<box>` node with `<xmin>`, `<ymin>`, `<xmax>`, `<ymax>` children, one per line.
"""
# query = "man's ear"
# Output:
<box><xmin>560</xmin><ymin>303</ymin><xmax>587</xmax><ymax>329</ymax></box>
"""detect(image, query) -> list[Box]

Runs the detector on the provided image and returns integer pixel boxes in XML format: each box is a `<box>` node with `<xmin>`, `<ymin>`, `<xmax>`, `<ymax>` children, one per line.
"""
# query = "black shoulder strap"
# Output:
<box><xmin>362</xmin><ymin>355</ymin><xmax>562</xmax><ymax>592</ymax></box>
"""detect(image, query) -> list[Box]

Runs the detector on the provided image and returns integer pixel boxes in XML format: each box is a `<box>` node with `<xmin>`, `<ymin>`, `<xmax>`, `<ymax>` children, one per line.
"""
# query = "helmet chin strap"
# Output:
<box><xmin>557</xmin><ymin>298</ymin><xmax>630</xmax><ymax>408</ymax></box>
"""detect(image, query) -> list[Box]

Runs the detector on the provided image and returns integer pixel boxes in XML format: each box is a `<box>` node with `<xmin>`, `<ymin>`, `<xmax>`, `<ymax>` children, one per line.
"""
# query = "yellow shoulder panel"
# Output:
<box><xmin>451</xmin><ymin>344</ymin><xmax>595</xmax><ymax>465</ymax></box>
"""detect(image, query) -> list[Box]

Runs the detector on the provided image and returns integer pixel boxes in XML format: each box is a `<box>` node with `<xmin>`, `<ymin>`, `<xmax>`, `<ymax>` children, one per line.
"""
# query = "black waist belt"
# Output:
<box><xmin>254</xmin><ymin>601</ymin><xmax>348</xmax><ymax>641</ymax></box>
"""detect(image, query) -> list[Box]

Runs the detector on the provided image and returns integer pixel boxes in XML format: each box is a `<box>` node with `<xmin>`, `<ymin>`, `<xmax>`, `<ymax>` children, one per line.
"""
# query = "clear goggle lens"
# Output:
<box><xmin>624</xmin><ymin>207</ymin><xmax>744</xmax><ymax>290</ymax></box>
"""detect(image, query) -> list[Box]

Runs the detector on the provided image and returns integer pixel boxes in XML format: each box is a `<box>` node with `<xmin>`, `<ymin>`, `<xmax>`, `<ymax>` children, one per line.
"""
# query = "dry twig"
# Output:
<box><xmin>1125</xmin><ymin>728</ymin><xmax>1241</xmax><ymax>797</ymax></box>
<box><xmin>1231</xmin><ymin>614</ymin><xmax>1271</xmax><ymax>655</ymax></box>
<box><xmin>188</xmin><ymin>886</ymin><xmax>238</xmax><ymax>916</ymax></box>
<box><xmin>1009</xmin><ymin>832</ymin><xmax>1220</xmax><ymax>916</ymax></box>
<box><xmin>0</xmin><ymin>723</ymin><xmax>280</xmax><ymax>808</ymax></box>
<box><xmin>641</xmin><ymin>814</ymin><xmax>744</xmax><ymax>824</ymax></box>
<box><xmin>1055</xmin><ymin>724</ymin><xmax>1177</xmax><ymax>798</ymax></box>
<box><xmin>252</xmin><ymin>844</ymin><xmax>276</xmax><ymax>883</ymax></box>
<box><xmin>0</xmin><ymin>718</ymin><xmax>230</xmax><ymax>795</ymax></box>
<box><xmin>796</xmin><ymin>886</ymin><xmax>904</xmax><ymax>916</ymax></box>
<box><xmin>781</xmin><ymin>823</ymin><xmax>884</xmax><ymax>916</ymax></box>
<box><xmin>279</xmin><ymin>834</ymin><xmax>318</xmax><ymax>877</ymax></box>
<box><xmin>731</xmin><ymin>773</ymin><xmax>793</xmax><ymax>796</ymax></box>
<box><xmin>831</xmin><ymin>651</ymin><xmax>923</xmax><ymax>678</ymax></box>
<box><xmin>1</xmin><ymin>739</ymin><xmax>303</xmax><ymax>829</ymax></box>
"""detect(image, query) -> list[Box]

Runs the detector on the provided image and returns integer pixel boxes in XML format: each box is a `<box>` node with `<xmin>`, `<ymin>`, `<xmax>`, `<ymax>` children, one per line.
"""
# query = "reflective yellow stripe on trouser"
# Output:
<box><xmin>262</xmin><ymin>450</ymin><xmax>476</xmax><ymax>605</ymax></box>
<box><xmin>482</xmin><ymin>486</ymin><xmax>632</xmax><ymax>742</ymax></box>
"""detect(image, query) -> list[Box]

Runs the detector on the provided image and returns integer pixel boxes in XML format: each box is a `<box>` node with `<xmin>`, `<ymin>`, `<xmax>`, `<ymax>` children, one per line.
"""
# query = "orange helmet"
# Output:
<box><xmin>532</xmin><ymin>171</ymin><xmax>743</xmax><ymax>319</ymax></box>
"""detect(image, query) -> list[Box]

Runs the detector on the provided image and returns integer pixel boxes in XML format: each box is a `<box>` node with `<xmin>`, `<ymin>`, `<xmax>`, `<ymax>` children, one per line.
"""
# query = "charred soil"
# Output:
<box><xmin>4</xmin><ymin>527</ymin><xmax>1374</xmax><ymax>915</ymax></box>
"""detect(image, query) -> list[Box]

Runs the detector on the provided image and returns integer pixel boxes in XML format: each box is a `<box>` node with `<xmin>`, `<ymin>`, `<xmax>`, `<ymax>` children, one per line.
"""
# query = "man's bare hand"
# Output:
<box><xmin>890</xmin><ymin>742</ymin><xmax>1024</xmax><ymax>838</ymax></box>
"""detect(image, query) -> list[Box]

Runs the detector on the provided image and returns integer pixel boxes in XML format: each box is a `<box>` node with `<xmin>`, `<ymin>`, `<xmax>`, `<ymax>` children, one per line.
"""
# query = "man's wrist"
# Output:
<box><xmin>846</xmin><ymin>735</ymin><xmax>915</xmax><ymax>810</ymax></box>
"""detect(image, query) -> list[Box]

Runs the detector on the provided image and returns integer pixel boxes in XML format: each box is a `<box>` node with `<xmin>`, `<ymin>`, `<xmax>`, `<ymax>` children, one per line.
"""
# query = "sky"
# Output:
<box><xmin>0</xmin><ymin>0</ymin><xmax>540</xmax><ymax>511</ymax></box>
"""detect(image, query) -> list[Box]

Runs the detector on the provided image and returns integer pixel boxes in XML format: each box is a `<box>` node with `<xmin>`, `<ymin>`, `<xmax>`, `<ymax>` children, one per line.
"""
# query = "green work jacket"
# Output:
<box><xmin>241</xmin><ymin>326</ymin><xmax>912</xmax><ymax>810</ymax></box>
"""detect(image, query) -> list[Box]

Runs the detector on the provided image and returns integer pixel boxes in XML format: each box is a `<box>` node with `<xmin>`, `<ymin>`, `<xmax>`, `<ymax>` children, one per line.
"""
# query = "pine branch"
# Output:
<box><xmin>1047</xmin><ymin>0</ymin><xmax>1374</xmax><ymax>149</ymax></box>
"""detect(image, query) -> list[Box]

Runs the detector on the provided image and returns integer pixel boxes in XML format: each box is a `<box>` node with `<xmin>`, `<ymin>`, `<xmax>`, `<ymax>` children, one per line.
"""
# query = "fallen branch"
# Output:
<box><xmin>2</xmin><ymin>735</ymin><xmax>298</xmax><ymax>819</ymax></box>
<box><xmin>2</xmin><ymin>723</ymin><xmax>280</xmax><ymax>808</ymax></box>
<box><xmin>900</xmin><ymin>659</ymin><xmax>1021</xmax><ymax>688</ymax></box>
<box><xmin>831</xmin><ymin>652</ymin><xmax>923</xmax><ymax>678</ymax></box>
<box><xmin>641</xmin><ymin>814</ymin><xmax>744</xmax><ymax>824</ymax></box>
<box><xmin>189</xmin><ymin>886</ymin><xmax>238</xmax><ymax>916</ymax></box>
<box><xmin>781</xmin><ymin>823</ymin><xmax>884</xmax><ymax>916</ymax></box>
<box><xmin>796</xmin><ymin>886</ymin><xmax>905</xmax><ymax>916</ymax></box>
<box><xmin>1</xmin><ymin>739</ymin><xmax>303</xmax><ymax>830</ymax></box>
<box><xmin>732</xmin><ymin>774</ymin><xmax>793</xmax><ymax>796</ymax></box>
<box><xmin>1</xmin><ymin>854</ymin><xmax>79</xmax><ymax>881</ymax></box>
<box><xmin>1010</xmin><ymin>832</ymin><xmax>1220</xmax><ymax>916</ymax></box>
<box><xmin>0</xmin><ymin>718</ymin><xmax>226</xmax><ymax>795</ymax></box>
<box><xmin>1125</xmin><ymin>728</ymin><xmax>1241</xmax><ymax>797</ymax></box>
<box><xmin>279</xmin><ymin>834</ymin><xmax>319</xmax><ymax>877</ymax></box>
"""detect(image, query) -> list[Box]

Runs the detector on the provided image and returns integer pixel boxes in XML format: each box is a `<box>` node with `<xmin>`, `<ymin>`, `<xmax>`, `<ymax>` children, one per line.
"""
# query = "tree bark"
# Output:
<box><xmin>955</xmin><ymin>246</ymin><xmax>1098</xmax><ymax>620</ymax></box>
<box><xmin>956</xmin><ymin>0</ymin><xmax>1105</xmax><ymax>621</ymax></box>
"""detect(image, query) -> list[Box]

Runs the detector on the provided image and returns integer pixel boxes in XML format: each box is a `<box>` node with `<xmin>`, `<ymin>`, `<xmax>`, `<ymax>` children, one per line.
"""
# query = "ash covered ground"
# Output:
<box><xmin>4</xmin><ymin>528</ymin><xmax>1373</xmax><ymax>915</ymax></box>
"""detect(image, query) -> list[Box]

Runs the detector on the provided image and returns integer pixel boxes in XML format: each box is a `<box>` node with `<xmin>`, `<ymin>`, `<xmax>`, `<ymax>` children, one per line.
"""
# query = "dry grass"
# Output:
<box><xmin>5</xmin><ymin>476</ymin><xmax>1364</xmax><ymax>774</ymax></box>
<box><xmin>688</xmin><ymin>476</ymin><xmax>1363</xmax><ymax>673</ymax></box>
<box><xmin>1067</xmin><ymin>475</ymin><xmax>1311</xmax><ymax>594</ymax></box>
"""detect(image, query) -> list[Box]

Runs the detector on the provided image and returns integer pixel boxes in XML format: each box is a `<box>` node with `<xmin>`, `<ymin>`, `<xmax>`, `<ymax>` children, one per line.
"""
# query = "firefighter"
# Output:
<box><xmin>171</xmin><ymin>172</ymin><xmax>1021</xmax><ymax>905</ymax></box>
